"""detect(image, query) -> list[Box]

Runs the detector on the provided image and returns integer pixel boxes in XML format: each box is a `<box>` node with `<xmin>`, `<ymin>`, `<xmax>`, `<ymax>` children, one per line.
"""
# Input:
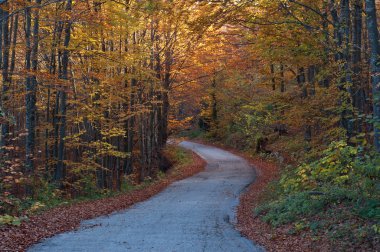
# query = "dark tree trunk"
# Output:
<box><xmin>211</xmin><ymin>75</ymin><xmax>217</xmax><ymax>122</ymax></box>
<box><xmin>280</xmin><ymin>64</ymin><xmax>285</xmax><ymax>92</ymax></box>
<box><xmin>297</xmin><ymin>67</ymin><xmax>307</xmax><ymax>97</ymax></box>
<box><xmin>1</xmin><ymin>5</ymin><xmax>10</xmax><ymax>150</ymax></box>
<box><xmin>161</xmin><ymin>47</ymin><xmax>172</xmax><ymax>145</ymax></box>
<box><xmin>307</xmin><ymin>66</ymin><xmax>316</xmax><ymax>96</ymax></box>
<box><xmin>0</xmin><ymin>8</ymin><xmax>2</xmax><ymax>71</ymax></box>
<box><xmin>9</xmin><ymin>13</ymin><xmax>18</xmax><ymax>81</ymax></box>
<box><xmin>55</xmin><ymin>0</ymin><xmax>72</xmax><ymax>181</ymax></box>
<box><xmin>124</xmin><ymin>77</ymin><xmax>136</xmax><ymax>176</ymax></box>
<box><xmin>25</xmin><ymin>0</ymin><xmax>42</xmax><ymax>172</ymax></box>
<box><xmin>123</xmin><ymin>32</ymin><xmax>137</xmax><ymax>176</ymax></box>
<box><xmin>365</xmin><ymin>0</ymin><xmax>380</xmax><ymax>151</ymax></box>
<box><xmin>335</xmin><ymin>0</ymin><xmax>354</xmax><ymax>139</ymax></box>
<box><xmin>270</xmin><ymin>64</ymin><xmax>275</xmax><ymax>90</ymax></box>
<box><xmin>352</xmin><ymin>0</ymin><xmax>366</xmax><ymax>133</ymax></box>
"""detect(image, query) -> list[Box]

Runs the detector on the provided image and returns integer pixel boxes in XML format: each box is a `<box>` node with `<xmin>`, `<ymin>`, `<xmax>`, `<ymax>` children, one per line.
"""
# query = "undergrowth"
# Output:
<box><xmin>255</xmin><ymin>141</ymin><xmax>380</xmax><ymax>250</ymax></box>
<box><xmin>0</xmin><ymin>146</ymin><xmax>193</xmax><ymax>227</ymax></box>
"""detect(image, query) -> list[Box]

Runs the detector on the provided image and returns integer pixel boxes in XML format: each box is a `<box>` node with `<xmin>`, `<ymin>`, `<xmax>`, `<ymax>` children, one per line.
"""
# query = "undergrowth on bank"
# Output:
<box><xmin>254</xmin><ymin>141</ymin><xmax>379</xmax><ymax>249</ymax></box>
<box><xmin>0</xmin><ymin>146</ymin><xmax>192</xmax><ymax>227</ymax></box>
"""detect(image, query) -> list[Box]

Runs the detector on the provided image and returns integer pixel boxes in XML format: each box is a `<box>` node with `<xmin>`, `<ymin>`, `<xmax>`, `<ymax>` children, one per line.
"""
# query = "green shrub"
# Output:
<box><xmin>255</xmin><ymin>141</ymin><xmax>379</xmax><ymax>248</ymax></box>
<box><xmin>280</xmin><ymin>141</ymin><xmax>379</xmax><ymax>194</ymax></box>
<box><xmin>255</xmin><ymin>191</ymin><xmax>328</xmax><ymax>226</ymax></box>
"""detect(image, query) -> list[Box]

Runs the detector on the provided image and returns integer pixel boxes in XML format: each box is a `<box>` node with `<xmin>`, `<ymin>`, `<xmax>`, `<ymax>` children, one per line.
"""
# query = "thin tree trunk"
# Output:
<box><xmin>211</xmin><ymin>74</ymin><xmax>217</xmax><ymax>122</ymax></box>
<box><xmin>270</xmin><ymin>64</ymin><xmax>275</xmax><ymax>91</ymax></box>
<box><xmin>1</xmin><ymin>5</ymin><xmax>10</xmax><ymax>150</ymax></box>
<box><xmin>280</xmin><ymin>64</ymin><xmax>285</xmax><ymax>92</ymax></box>
<box><xmin>9</xmin><ymin>13</ymin><xmax>18</xmax><ymax>81</ymax></box>
<box><xmin>352</xmin><ymin>0</ymin><xmax>366</xmax><ymax>133</ymax></box>
<box><xmin>298</xmin><ymin>67</ymin><xmax>307</xmax><ymax>98</ymax></box>
<box><xmin>0</xmin><ymin>7</ymin><xmax>3</xmax><ymax>71</ymax></box>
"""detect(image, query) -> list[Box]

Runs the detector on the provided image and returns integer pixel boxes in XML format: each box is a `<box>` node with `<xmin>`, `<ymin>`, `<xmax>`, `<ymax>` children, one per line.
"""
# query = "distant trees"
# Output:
<box><xmin>238</xmin><ymin>0</ymin><xmax>380</xmax><ymax>152</ymax></box>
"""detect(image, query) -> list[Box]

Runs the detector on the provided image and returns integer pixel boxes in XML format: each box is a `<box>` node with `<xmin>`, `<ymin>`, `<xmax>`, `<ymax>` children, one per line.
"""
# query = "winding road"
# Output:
<box><xmin>29</xmin><ymin>141</ymin><xmax>263</xmax><ymax>252</ymax></box>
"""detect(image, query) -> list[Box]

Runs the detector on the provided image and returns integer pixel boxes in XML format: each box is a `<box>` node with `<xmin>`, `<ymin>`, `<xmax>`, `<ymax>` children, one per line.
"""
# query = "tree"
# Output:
<box><xmin>365</xmin><ymin>0</ymin><xmax>380</xmax><ymax>151</ymax></box>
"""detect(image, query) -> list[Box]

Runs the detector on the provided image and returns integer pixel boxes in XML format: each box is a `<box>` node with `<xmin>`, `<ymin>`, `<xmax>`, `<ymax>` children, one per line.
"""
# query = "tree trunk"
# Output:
<box><xmin>298</xmin><ymin>67</ymin><xmax>307</xmax><ymax>98</ymax></box>
<box><xmin>365</xmin><ymin>0</ymin><xmax>380</xmax><ymax>151</ymax></box>
<box><xmin>270</xmin><ymin>64</ymin><xmax>275</xmax><ymax>91</ymax></box>
<box><xmin>9</xmin><ymin>13</ymin><xmax>18</xmax><ymax>81</ymax></box>
<box><xmin>25</xmin><ymin>0</ymin><xmax>42</xmax><ymax>172</ymax></box>
<box><xmin>55</xmin><ymin>0</ymin><xmax>73</xmax><ymax>181</ymax></box>
<box><xmin>280</xmin><ymin>64</ymin><xmax>285</xmax><ymax>92</ymax></box>
<box><xmin>352</xmin><ymin>0</ymin><xmax>366</xmax><ymax>134</ymax></box>
<box><xmin>211</xmin><ymin>74</ymin><xmax>217</xmax><ymax>122</ymax></box>
<box><xmin>1</xmin><ymin>5</ymin><xmax>10</xmax><ymax>150</ymax></box>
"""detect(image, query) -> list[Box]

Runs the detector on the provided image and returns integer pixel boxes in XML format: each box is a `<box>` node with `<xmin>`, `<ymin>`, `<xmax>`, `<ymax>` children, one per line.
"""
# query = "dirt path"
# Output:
<box><xmin>28</xmin><ymin>141</ymin><xmax>263</xmax><ymax>252</ymax></box>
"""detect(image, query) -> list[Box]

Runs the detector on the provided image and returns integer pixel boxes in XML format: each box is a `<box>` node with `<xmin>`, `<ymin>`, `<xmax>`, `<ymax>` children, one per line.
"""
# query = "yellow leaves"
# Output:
<box><xmin>28</xmin><ymin>202</ymin><xmax>46</xmax><ymax>213</ymax></box>
<box><xmin>100</xmin><ymin>127</ymin><xmax>126</xmax><ymax>139</ymax></box>
<box><xmin>88</xmin><ymin>141</ymin><xmax>129</xmax><ymax>159</ymax></box>
<box><xmin>334</xmin><ymin>175</ymin><xmax>350</xmax><ymax>184</ymax></box>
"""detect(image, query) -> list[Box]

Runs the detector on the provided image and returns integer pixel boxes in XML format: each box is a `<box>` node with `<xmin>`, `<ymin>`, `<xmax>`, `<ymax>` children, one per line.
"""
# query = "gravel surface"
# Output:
<box><xmin>28</xmin><ymin>141</ymin><xmax>263</xmax><ymax>252</ymax></box>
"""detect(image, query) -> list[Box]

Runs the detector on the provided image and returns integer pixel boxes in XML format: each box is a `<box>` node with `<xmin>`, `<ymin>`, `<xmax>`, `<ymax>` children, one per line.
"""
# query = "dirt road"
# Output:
<box><xmin>29</xmin><ymin>141</ymin><xmax>263</xmax><ymax>252</ymax></box>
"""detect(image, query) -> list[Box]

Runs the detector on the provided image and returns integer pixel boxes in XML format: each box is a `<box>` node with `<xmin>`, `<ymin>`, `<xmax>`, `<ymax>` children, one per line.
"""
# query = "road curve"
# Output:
<box><xmin>29</xmin><ymin>141</ymin><xmax>263</xmax><ymax>252</ymax></box>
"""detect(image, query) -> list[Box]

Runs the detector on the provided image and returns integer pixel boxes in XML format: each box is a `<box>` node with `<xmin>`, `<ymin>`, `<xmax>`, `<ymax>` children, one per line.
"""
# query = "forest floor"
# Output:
<box><xmin>0</xmin><ymin>146</ymin><xmax>206</xmax><ymax>252</ymax></box>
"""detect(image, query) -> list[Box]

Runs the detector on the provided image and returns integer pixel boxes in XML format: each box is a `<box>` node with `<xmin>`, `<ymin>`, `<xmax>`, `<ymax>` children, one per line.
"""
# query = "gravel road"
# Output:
<box><xmin>28</xmin><ymin>141</ymin><xmax>263</xmax><ymax>252</ymax></box>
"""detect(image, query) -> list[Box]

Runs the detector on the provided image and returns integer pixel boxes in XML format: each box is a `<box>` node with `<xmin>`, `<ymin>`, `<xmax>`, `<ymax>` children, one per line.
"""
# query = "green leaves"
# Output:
<box><xmin>0</xmin><ymin>214</ymin><xmax>27</xmax><ymax>227</ymax></box>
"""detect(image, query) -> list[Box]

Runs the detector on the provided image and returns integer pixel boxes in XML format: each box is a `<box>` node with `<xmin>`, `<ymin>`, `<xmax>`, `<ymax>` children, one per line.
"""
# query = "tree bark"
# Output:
<box><xmin>55</xmin><ymin>0</ymin><xmax>72</xmax><ymax>181</ymax></box>
<box><xmin>25</xmin><ymin>0</ymin><xmax>42</xmax><ymax>172</ymax></box>
<box><xmin>365</xmin><ymin>0</ymin><xmax>380</xmax><ymax>151</ymax></box>
<box><xmin>1</xmin><ymin>5</ymin><xmax>10</xmax><ymax>150</ymax></box>
<box><xmin>270</xmin><ymin>64</ymin><xmax>275</xmax><ymax>91</ymax></box>
<box><xmin>280</xmin><ymin>64</ymin><xmax>285</xmax><ymax>92</ymax></box>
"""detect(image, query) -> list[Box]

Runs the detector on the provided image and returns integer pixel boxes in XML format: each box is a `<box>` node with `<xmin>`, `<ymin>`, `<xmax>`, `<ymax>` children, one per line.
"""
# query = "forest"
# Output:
<box><xmin>0</xmin><ymin>0</ymin><xmax>379</xmax><ymax>251</ymax></box>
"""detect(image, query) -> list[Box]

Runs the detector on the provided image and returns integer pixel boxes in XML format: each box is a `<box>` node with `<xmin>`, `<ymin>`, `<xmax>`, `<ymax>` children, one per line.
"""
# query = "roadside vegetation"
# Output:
<box><xmin>0</xmin><ymin>145</ymin><xmax>193</xmax><ymax>227</ymax></box>
<box><xmin>256</xmin><ymin>141</ymin><xmax>379</xmax><ymax>250</ymax></box>
<box><xmin>1</xmin><ymin>145</ymin><xmax>206</xmax><ymax>251</ymax></box>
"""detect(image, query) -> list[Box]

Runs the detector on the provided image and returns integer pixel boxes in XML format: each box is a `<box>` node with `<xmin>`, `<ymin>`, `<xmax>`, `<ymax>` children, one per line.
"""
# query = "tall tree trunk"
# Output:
<box><xmin>365</xmin><ymin>0</ymin><xmax>380</xmax><ymax>151</ymax></box>
<box><xmin>0</xmin><ymin>7</ymin><xmax>2</xmax><ymax>71</ymax></box>
<box><xmin>161</xmin><ymin>47</ymin><xmax>171</xmax><ymax>145</ymax></box>
<box><xmin>211</xmin><ymin>74</ymin><xmax>217</xmax><ymax>122</ymax></box>
<box><xmin>336</xmin><ymin>0</ymin><xmax>354</xmax><ymax>139</ymax></box>
<box><xmin>124</xmin><ymin>77</ymin><xmax>136</xmax><ymax>175</ymax></box>
<box><xmin>26</xmin><ymin>0</ymin><xmax>42</xmax><ymax>172</ymax></box>
<box><xmin>1</xmin><ymin>5</ymin><xmax>10</xmax><ymax>150</ymax></box>
<box><xmin>9</xmin><ymin>13</ymin><xmax>18</xmax><ymax>82</ymax></box>
<box><xmin>352</xmin><ymin>0</ymin><xmax>366</xmax><ymax>134</ymax></box>
<box><xmin>55</xmin><ymin>0</ymin><xmax>72</xmax><ymax>181</ymax></box>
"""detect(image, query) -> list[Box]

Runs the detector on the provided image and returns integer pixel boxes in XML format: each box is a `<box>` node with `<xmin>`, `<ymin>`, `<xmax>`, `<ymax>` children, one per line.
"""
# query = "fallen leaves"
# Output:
<box><xmin>0</xmin><ymin>152</ymin><xmax>206</xmax><ymax>252</ymax></box>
